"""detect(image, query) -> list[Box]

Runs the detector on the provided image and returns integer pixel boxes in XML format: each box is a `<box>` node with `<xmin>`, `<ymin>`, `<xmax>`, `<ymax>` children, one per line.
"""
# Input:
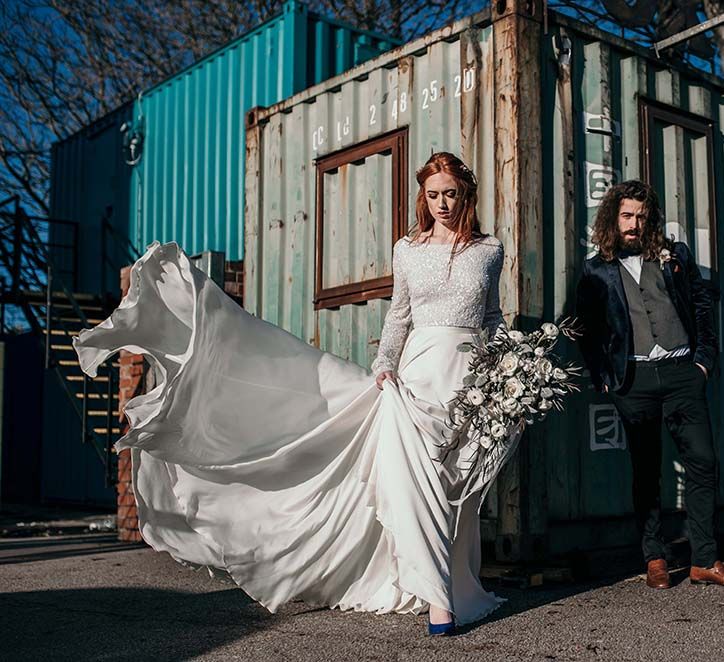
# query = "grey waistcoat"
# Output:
<box><xmin>619</xmin><ymin>260</ymin><xmax>690</xmax><ymax>355</ymax></box>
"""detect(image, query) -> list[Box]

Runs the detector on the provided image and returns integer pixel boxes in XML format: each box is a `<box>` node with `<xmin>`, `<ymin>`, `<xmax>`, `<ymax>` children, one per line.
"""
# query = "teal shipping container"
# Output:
<box><xmin>244</xmin><ymin>1</ymin><xmax>724</xmax><ymax>561</ymax></box>
<box><xmin>128</xmin><ymin>0</ymin><xmax>396</xmax><ymax>267</ymax></box>
<box><xmin>49</xmin><ymin>0</ymin><xmax>395</xmax><ymax>296</ymax></box>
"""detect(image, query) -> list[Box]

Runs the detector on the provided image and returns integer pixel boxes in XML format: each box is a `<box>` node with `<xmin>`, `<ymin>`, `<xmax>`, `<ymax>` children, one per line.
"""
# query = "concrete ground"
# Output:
<box><xmin>1</xmin><ymin>532</ymin><xmax>723</xmax><ymax>662</ymax></box>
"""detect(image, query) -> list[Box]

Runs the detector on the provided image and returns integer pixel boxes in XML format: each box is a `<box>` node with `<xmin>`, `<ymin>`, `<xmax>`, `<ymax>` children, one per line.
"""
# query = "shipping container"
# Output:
<box><xmin>128</xmin><ymin>0</ymin><xmax>396</xmax><ymax>265</ymax></box>
<box><xmin>244</xmin><ymin>0</ymin><xmax>724</xmax><ymax>561</ymax></box>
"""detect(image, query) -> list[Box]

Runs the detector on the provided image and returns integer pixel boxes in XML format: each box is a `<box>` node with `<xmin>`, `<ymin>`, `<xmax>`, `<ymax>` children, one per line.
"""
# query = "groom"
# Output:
<box><xmin>576</xmin><ymin>180</ymin><xmax>721</xmax><ymax>589</ymax></box>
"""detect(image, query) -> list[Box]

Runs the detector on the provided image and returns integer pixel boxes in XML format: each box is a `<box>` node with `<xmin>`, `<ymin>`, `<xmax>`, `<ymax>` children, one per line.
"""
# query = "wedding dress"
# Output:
<box><xmin>73</xmin><ymin>235</ymin><xmax>523</xmax><ymax>625</ymax></box>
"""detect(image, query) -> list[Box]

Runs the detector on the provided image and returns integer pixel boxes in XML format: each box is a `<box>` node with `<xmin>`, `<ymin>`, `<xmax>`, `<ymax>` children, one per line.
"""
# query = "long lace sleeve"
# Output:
<box><xmin>370</xmin><ymin>241</ymin><xmax>411</xmax><ymax>376</ymax></box>
<box><xmin>482</xmin><ymin>241</ymin><xmax>507</xmax><ymax>338</ymax></box>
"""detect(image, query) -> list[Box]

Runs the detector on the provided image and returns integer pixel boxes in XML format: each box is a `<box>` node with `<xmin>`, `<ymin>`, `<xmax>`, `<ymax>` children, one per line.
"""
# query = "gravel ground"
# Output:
<box><xmin>1</xmin><ymin>533</ymin><xmax>723</xmax><ymax>662</ymax></box>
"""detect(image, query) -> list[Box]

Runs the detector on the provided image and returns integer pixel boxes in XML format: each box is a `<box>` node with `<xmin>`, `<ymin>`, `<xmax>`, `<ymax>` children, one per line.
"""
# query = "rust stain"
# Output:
<box><xmin>460</xmin><ymin>27</ymin><xmax>483</xmax><ymax>163</ymax></box>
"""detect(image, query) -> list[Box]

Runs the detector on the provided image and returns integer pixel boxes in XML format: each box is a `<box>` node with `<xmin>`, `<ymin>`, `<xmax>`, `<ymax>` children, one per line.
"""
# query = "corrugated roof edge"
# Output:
<box><xmin>51</xmin><ymin>0</ymin><xmax>398</xmax><ymax>147</ymax></box>
<box><xmin>247</xmin><ymin>5</ymin><xmax>724</xmax><ymax>128</ymax></box>
<box><xmin>553</xmin><ymin>12</ymin><xmax>724</xmax><ymax>90</ymax></box>
<box><xmin>52</xmin><ymin>99</ymin><xmax>133</xmax><ymax>148</ymax></box>
<box><xmin>247</xmin><ymin>6</ymin><xmax>494</xmax><ymax>126</ymax></box>
<box><xmin>141</xmin><ymin>0</ymin><xmax>400</xmax><ymax>100</ymax></box>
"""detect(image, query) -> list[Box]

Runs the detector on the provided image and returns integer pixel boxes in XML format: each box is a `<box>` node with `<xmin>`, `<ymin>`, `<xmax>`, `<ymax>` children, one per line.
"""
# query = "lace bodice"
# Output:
<box><xmin>370</xmin><ymin>235</ymin><xmax>506</xmax><ymax>376</ymax></box>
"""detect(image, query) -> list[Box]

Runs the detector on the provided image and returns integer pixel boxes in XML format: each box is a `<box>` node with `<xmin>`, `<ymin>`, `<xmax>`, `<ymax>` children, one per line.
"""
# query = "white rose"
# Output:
<box><xmin>552</xmin><ymin>367</ymin><xmax>568</xmax><ymax>381</ymax></box>
<box><xmin>534</xmin><ymin>347</ymin><xmax>546</xmax><ymax>357</ymax></box>
<box><xmin>467</xmin><ymin>388</ymin><xmax>484</xmax><ymax>406</ymax></box>
<box><xmin>503</xmin><ymin>377</ymin><xmax>525</xmax><ymax>400</ymax></box>
<box><xmin>507</xmin><ymin>330</ymin><xmax>525</xmax><ymax>343</ymax></box>
<box><xmin>540</xmin><ymin>387</ymin><xmax>554</xmax><ymax>399</ymax></box>
<box><xmin>501</xmin><ymin>397</ymin><xmax>520</xmax><ymax>415</ymax></box>
<box><xmin>490</xmin><ymin>422</ymin><xmax>506</xmax><ymax>439</ymax></box>
<box><xmin>541</xmin><ymin>323</ymin><xmax>559</xmax><ymax>339</ymax></box>
<box><xmin>536</xmin><ymin>357</ymin><xmax>553</xmax><ymax>378</ymax></box>
<box><xmin>539</xmin><ymin>399</ymin><xmax>552</xmax><ymax>411</ymax></box>
<box><xmin>518</xmin><ymin>343</ymin><xmax>534</xmax><ymax>354</ymax></box>
<box><xmin>499</xmin><ymin>352</ymin><xmax>519</xmax><ymax>376</ymax></box>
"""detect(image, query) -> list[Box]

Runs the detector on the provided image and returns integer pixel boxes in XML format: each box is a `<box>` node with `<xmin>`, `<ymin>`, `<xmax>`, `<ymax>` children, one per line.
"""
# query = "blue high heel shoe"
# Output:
<box><xmin>428</xmin><ymin>620</ymin><xmax>456</xmax><ymax>636</ymax></box>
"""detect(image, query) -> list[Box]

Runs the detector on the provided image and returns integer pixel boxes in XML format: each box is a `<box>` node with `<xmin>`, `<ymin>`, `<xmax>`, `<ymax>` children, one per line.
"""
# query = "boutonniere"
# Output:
<box><xmin>658</xmin><ymin>248</ymin><xmax>672</xmax><ymax>271</ymax></box>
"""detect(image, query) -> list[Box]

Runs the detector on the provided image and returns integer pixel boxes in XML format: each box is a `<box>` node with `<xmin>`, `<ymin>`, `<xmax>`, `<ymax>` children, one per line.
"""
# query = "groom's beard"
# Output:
<box><xmin>617</xmin><ymin>233</ymin><xmax>643</xmax><ymax>254</ymax></box>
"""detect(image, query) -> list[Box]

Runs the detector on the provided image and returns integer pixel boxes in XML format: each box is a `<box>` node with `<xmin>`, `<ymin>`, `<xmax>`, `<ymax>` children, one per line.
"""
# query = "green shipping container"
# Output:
<box><xmin>244</xmin><ymin>1</ymin><xmax>724</xmax><ymax>561</ymax></box>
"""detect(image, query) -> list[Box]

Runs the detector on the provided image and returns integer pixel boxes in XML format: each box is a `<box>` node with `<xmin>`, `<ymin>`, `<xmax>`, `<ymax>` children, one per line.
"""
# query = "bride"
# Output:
<box><xmin>73</xmin><ymin>151</ymin><xmax>522</xmax><ymax>636</ymax></box>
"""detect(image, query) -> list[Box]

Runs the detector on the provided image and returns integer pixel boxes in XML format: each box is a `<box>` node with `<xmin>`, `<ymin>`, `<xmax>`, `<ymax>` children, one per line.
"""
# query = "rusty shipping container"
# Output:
<box><xmin>244</xmin><ymin>1</ymin><xmax>724</xmax><ymax>561</ymax></box>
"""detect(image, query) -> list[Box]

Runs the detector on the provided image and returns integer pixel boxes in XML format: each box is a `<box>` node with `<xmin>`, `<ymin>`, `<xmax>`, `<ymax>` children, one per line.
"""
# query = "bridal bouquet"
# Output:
<box><xmin>443</xmin><ymin>319</ymin><xmax>581</xmax><ymax>458</ymax></box>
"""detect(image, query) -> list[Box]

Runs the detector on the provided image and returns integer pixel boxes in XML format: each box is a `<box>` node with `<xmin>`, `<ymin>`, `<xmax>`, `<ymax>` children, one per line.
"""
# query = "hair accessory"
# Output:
<box><xmin>459</xmin><ymin>162</ymin><xmax>478</xmax><ymax>187</ymax></box>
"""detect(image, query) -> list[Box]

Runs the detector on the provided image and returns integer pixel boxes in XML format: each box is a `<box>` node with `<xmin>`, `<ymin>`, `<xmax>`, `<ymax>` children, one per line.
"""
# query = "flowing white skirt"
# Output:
<box><xmin>73</xmin><ymin>241</ymin><xmax>522</xmax><ymax>625</ymax></box>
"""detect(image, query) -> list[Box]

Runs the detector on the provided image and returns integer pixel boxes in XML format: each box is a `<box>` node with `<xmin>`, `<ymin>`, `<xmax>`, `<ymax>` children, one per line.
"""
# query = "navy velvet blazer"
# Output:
<box><xmin>575</xmin><ymin>241</ymin><xmax>718</xmax><ymax>393</ymax></box>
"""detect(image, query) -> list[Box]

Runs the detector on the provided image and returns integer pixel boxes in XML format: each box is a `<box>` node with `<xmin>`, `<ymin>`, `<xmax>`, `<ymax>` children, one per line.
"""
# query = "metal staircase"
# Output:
<box><xmin>0</xmin><ymin>195</ymin><xmax>139</xmax><ymax>487</ymax></box>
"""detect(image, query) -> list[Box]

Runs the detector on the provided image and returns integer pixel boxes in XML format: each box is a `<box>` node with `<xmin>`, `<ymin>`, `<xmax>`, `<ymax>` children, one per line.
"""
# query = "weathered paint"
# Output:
<box><xmin>247</xmin><ymin>7</ymin><xmax>724</xmax><ymax>559</ymax></box>
<box><xmin>246</xmin><ymin>14</ymin><xmax>498</xmax><ymax>359</ymax></box>
<box><xmin>129</xmin><ymin>0</ymin><xmax>395</xmax><ymax>263</ymax></box>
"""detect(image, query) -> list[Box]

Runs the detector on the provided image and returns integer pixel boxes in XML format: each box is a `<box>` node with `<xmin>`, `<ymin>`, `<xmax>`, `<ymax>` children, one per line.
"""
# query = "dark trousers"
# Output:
<box><xmin>610</xmin><ymin>357</ymin><xmax>718</xmax><ymax>567</ymax></box>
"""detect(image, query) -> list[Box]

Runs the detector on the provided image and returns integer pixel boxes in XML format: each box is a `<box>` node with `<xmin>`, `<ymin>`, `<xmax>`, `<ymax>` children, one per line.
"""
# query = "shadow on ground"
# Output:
<box><xmin>0</xmin><ymin>534</ymin><xmax>142</xmax><ymax>565</ymax></box>
<box><xmin>0</xmin><ymin>586</ymin><xmax>275</xmax><ymax>662</ymax></box>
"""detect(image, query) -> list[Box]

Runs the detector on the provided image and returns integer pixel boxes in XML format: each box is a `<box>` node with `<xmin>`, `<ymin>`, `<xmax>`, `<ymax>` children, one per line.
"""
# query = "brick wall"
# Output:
<box><xmin>115</xmin><ymin>258</ymin><xmax>244</xmax><ymax>543</ymax></box>
<box><xmin>116</xmin><ymin>266</ymin><xmax>143</xmax><ymax>543</ymax></box>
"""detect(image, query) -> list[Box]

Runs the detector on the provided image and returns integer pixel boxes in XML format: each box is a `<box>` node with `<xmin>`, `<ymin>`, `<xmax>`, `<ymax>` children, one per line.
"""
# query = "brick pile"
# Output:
<box><xmin>116</xmin><ymin>266</ymin><xmax>144</xmax><ymax>543</ymax></box>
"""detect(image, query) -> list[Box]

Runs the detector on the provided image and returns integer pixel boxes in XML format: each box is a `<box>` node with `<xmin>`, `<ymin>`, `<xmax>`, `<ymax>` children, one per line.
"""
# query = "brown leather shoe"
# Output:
<box><xmin>690</xmin><ymin>560</ymin><xmax>724</xmax><ymax>586</ymax></box>
<box><xmin>646</xmin><ymin>559</ymin><xmax>670</xmax><ymax>589</ymax></box>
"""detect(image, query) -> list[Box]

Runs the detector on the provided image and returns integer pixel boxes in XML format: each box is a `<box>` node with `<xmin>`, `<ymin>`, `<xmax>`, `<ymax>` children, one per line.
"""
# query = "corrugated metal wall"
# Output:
<box><xmin>50</xmin><ymin>103</ymin><xmax>134</xmax><ymax>295</ymax></box>
<box><xmin>246</xmin><ymin>7</ymin><xmax>724</xmax><ymax>557</ymax></box>
<box><xmin>130</xmin><ymin>0</ymin><xmax>395</xmax><ymax>261</ymax></box>
<box><xmin>245</xmin><ymin>19</ymin><xmax>496</xmax><ymax>364</ymax></box>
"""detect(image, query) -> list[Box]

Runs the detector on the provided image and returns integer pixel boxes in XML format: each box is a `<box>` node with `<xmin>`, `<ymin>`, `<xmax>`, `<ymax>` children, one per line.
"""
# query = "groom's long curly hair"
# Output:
<box><xmin>593</xmin><ymin>180</ymin><xmax>672</xmax><ymax>261</ymax></box>
<box><xmin>410</xmin><ymin>152</ymin><xmax>486</xmax><ymax>258</ymax></box>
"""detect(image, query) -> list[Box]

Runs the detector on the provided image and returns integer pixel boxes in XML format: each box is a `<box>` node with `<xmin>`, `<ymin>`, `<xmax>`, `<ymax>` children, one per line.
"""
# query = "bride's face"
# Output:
<box><xmin>424</xmin><ymin>171</ymin><xmax>459</xmax><ymax>226</ymax></box>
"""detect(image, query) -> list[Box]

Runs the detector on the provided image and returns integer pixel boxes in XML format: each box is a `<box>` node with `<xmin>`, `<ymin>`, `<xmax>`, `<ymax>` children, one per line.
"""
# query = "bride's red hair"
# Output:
<box><xmin>409</xmin><ymin>152</ymin><xmax>484</xmax><ymax>257</ymax></box>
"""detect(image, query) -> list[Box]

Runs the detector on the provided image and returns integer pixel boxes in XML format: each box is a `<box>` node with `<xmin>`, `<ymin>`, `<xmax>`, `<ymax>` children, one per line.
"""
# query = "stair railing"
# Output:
<box><xmin>0</xmin><ymin>199</ymin><xmax>120</xmax><ymax>484</ymax></box>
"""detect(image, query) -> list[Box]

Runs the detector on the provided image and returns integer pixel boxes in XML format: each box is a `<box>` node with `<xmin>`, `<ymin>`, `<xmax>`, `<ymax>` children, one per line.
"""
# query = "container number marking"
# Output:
<box><xmin>454</xmin><ymin>68</ymin><xmax>476</xmax><ymax>97</ymax></box>
<box><xmin>422</xmin><ymin>80</ymin><xmax>439</xmax><ymax>109</ymax></box>
<box><xmin>310</xmin><ymin>67</ymin><xmax>477</xmax><ymax>151</ymax></box>
<box><xmin>312</xmin><ymin>126</ymin><xmax>324</xmax><ymax>151</ymax></box>
<box><xmin>336</xmin><ymin>116</ymin><xmax>351</xmax><ymax>142</ymax></box>
<box><xmin>391</xmin><ymin>93</ymin><xmax>408</xmax><ymax>121</ymax></box>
